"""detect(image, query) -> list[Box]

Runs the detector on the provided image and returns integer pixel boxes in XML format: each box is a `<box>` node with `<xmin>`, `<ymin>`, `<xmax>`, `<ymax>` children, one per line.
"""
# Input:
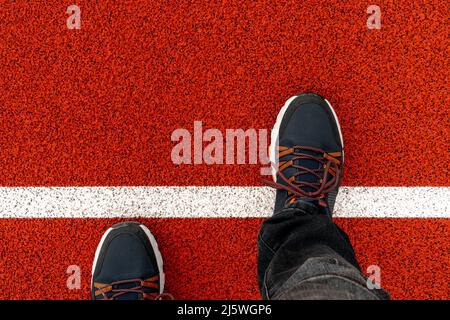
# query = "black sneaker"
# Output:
<box><xmin>267</xmin><ymin>93</ymin><xmax>344</xmax><ymax>215</ymax></box>
<box><xmin>91</xmin><ymin>222</ymin><xmax>170</xmax><ymax>300</ymax></box>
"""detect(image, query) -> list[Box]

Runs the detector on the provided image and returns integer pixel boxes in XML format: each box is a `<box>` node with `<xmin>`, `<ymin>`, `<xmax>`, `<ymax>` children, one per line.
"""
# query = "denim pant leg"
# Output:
<box><xmin>257</xmin><ymin>201</ymin><xmax>389</xmax><ymax>300</ymax></box>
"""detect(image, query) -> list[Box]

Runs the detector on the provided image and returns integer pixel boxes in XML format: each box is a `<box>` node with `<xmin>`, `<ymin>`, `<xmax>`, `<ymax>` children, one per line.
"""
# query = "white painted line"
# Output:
<box><xmin>0</xmin><ymin>186</ymin><xmax>448</xmax><ymax>218</ymax></box>
<box><xmin>0</xmin><ymin>186</ymin><xmax>450</xmax><ymax>218</ymax></box>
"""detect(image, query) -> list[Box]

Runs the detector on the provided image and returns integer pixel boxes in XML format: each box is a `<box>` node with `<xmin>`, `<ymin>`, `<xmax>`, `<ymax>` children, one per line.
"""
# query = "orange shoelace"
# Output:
<box><xmin>94</xmin><ymin>275</ymin><xmax>174</xmax><ymax>300</ymax></box>
<box><xmin>265</xmin><ymin>145</ymin><xmax>342</xmax><ymax>207</ymax></box>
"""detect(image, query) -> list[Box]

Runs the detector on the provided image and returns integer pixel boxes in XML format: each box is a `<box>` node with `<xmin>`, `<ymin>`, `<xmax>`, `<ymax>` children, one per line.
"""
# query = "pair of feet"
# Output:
<box><xmin>91</xmin><ymin>93</ymin><xmax>344</xmax><ymax>300</ymax></box>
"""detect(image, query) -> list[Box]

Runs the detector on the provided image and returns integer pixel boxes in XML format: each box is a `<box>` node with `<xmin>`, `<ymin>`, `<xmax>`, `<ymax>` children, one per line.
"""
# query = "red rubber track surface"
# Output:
<box><xmin>0</xmin><ymin>218</ymin><xmax>449</xmax><ymax>300</ymax></box>
<box><xmin>0</xmin><ymin>0</ymin><xmax>448</xmax><ymax>186</ymax></box>
<box><xmin>0</xmin><ymin>1</ymin><xmax>448</xmax><ymax>300</ymax></box>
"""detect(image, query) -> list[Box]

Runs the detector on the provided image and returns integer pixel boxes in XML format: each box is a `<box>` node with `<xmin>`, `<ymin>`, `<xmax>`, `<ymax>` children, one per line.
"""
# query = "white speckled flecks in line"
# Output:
<box><xmin>0</xmin><ymin>186</ymin><xmax>448</xmax><ymax>218</ymax></box>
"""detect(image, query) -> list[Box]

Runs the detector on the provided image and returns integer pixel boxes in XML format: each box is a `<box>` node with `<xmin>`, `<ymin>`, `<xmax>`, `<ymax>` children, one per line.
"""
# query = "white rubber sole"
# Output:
<box><xmin>91</xmin><ymin>223</ymin><xmax>165</xmax><ymax>294</ymax></box>
<box><xmin>269</xmin><ymin>94</ymin><xmax>344</xmax><ymax>181</ymax></box>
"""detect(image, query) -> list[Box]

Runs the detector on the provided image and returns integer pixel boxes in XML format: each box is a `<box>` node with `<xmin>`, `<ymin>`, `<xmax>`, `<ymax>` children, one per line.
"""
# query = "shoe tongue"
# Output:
<box><xmin>113</xmin><ymin>282</ymin><xmax>141</xmax><ymax>300</ymax></box>
<box><xmin>112</xmin><ymin>281</ymin><xmax>157</xmax><ymax>300</ymax></box>
<box><xmin>278</xmin><ymin>148</ymin><xmax>322</xmax><ymax>193</ymax></box>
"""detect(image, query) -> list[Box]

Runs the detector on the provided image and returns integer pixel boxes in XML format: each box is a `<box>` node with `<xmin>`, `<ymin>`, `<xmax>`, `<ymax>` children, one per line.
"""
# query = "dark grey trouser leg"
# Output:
<box><xmin>258</xmin><ymin>202</ymin><xmax>389</xmax><ymax>300</ymax></box>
